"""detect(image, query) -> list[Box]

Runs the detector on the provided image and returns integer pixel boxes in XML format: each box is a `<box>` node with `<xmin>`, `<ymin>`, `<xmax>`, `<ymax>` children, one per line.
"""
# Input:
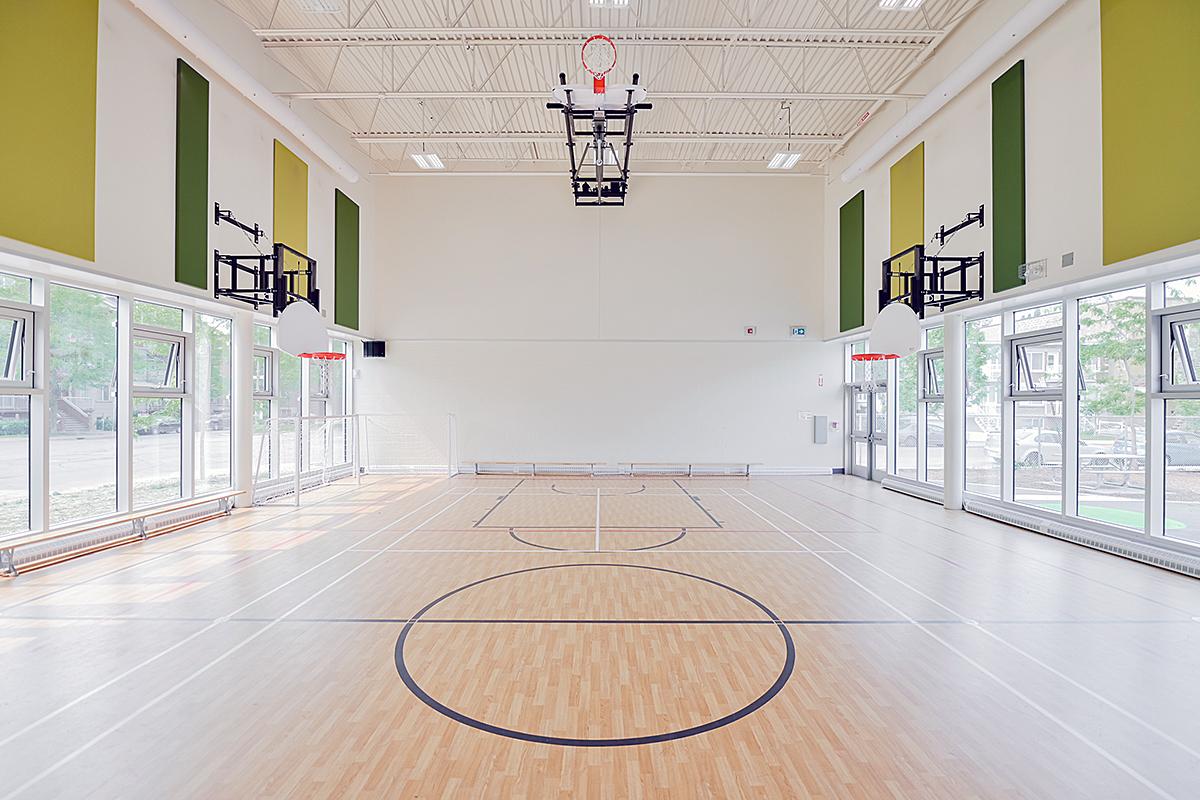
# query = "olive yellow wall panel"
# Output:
<box><xmin>0</xmin><ymin>0</ymin><xmax>98</xmax><ymax>261</ymax></box>
<box><xmin>889</xmin><ymin>143</ymin><xmax>925</xmax><ymax>296</ymax></box>
<box><xmin>1101</xmin><ymin>0</ymin><xmax>1200</xmax><ymax>265</ymax></box>
<box><xmin>273</xmin><ymin>140</ymin><xmax>309</xmax><ymax>295</ymax></box>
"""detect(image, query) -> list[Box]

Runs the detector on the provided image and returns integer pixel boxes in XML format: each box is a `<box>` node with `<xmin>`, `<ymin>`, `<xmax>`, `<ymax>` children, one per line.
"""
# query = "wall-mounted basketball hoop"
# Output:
<box><xmin>582</xmin><ymin>34</ymin><xmax>617</xmax><ymax>95</ymax></box>
<box><xmin>859</xmin><ymin>302</ymin><xmax>922</xmax><ymax>361</ymax></box>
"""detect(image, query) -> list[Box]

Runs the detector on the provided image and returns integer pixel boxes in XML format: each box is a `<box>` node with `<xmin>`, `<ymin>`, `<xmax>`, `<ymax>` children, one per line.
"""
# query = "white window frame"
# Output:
<box><xmin>130</xmin><ymin>325</ymin><xmax>190</xmax><ymax>397</ymax></box>
<box><xmin>921</xmin><ymin>350</ymin><xmax>944</xmax><ymax>402</ymax></box>
<box><xmin>1006</xmin><ymin>330</ymin><xmax>1066</xmax><ymax>400</ymax></box>
<box><xmin>1154</xmin><ymin>303</ymin><xmax>1200</xmax><ymax>395</ymax></box>
<box><xmin>252</xmin><ymin>347</ymin><xmax>276</xmax><ymax>399</ymax></box>
<box><xmin>0</xmin><ymin>301</ymin><xmax>36</xmax><ymax>390</ymax></box>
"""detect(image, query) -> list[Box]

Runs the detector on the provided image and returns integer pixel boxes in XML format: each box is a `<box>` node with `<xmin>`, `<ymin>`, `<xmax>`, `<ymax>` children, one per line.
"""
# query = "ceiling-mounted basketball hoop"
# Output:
<box><xmin>582</xmin><ymin>34</ymin><xmax>617</xmax><ymax>95</ymax></box>
<box><xmin>858</xmin><ymin>301</ymin><xmax>921</xmax><ymax>361</ymax></box>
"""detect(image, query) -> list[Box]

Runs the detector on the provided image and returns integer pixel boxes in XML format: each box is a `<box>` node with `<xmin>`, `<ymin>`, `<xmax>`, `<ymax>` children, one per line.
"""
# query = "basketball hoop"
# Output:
<box><xmin>582</xmin><ymin>34</ymin><xmax>617</xmax><ymax>95</ymax></box>
<box><xmin>850</xmin><ymin>352</ymin><xmax>899</xmax><ymax>362</ymax></box>
<box><xmin>301</xmin><ymin>350</ymin><xmax>346</xmax><ymax>397</ymax></box>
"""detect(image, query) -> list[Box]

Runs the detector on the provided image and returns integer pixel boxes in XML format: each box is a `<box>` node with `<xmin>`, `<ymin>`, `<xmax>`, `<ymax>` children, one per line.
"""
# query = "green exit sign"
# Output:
<box><xmin>790</xmin><ymin>326</ymin><xmax>807</xmax><ymax>337</ymax></box>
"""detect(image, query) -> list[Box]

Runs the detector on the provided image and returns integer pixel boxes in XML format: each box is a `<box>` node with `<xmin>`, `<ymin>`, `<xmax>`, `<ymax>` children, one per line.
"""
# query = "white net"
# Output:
<box><xmin>582</xmin><ymin>35</ymin><xmax>616</xmax><ymax>76</ymax></box>
<box><xmin>361</xmin><ymin>414</ymin><xmax>457</xmax><ymax>475</ymax></box>
<box><xmin>253</xmin><ymin>415</ymin><xmax>356</xmax><ymax>504</ymax></box>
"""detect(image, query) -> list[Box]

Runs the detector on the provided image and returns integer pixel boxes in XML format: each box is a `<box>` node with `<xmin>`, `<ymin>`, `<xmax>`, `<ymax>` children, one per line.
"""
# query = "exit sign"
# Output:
<box><xmin>791</xmin><ymin>326</ymin><xmax>807</xmax><ymax>337</ymax></box>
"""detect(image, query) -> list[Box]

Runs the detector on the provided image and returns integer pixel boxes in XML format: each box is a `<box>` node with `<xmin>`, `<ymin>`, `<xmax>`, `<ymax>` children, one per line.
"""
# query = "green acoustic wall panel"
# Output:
<box><xmin>175</xmin><ymin>59</ymin><xmax>210</xmax><ymax>290</ymax></box>
<box><xmin>840</xmin><ymin>191</ymin><xmax>866</xmax><ymax>332</ymax></box>
<box><xmin>0</xmin><ymin>0</ymin><xmax>98</xmax><ymax>261</ymax></box>
<box><xmin>1101</xmin><ymin>0</ymin><xmax>1200</xmax><ymax>265</ymax></box>
<box><xmin>334</xmin><ymin>190</ymin><xmax>360</xmax><ymax>330</ymax></box>
<box><xmin>991</xmin><ymin>60</ymin><xmax>1026</xmax><ymax>294</ymax></box>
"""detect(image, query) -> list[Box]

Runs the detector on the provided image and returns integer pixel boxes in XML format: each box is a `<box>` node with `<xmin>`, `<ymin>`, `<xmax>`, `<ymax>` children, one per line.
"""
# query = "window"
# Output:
<box><xmin>1164</xmin><ymin>276</ymin><xmax>1200</xmax><ymax>307</ymax></box>
<box><xmin>922</xmin><ymin>353</ymin><xmax>944</xmax><ymax>400</ymax></box>
<box><xmin>132</xmin><ymin>396</ymin><xmax>183</xmax><ymax>507</ymax></box>
<box><xmin>48</xmin><ymin>284</ymin><xmax>118</xmax><ymax>525</ymax></box>
<box><xmin>0</xmin><ymin>306</ymin><xmax>34</xmax><ymax>388</ymax></box>
<box><xmin>194</xmin><ymin>313</ymin><xmax>232</xmax><ymax>495</ymax></box>
<box><xmin>131</xmin><ymin>330</ymin><xmax>184</xmax><ymax>392</ymax></box>
<box><xmin>1165</xmin><ymin>316</ymin><xmax>1200</xmax><ymax>388</ymax></box>
<box><xmin>1014</xmin><ymin>401</ymin><xmax>1064</xmax><ymax>511</ymax></box>
<box><xmin>1014</xmin><ymin>302</ymin><xmax>1063</xmax><ymax>333</ymax></box>
<box><xmin>0</xmin><ymin>272</ymin><xmax>32</xmax><ymax>304</ymax></box>
<box><xmin>895</xmin><ymin>354</ymin><xmax>919</xmax><ymax>480</ymax></box>
<box><xmin>0</xmin><ymin>396</ymin><xmax>31</xmax><ymax>536</ymax></box>
<box><xmin>277</xmin><ymin>351</ymin><xmax>301</xmax><ymax>477</ymax></box>
<box><xmin>965</xmin><ymin>316</ymin><xmax>1002</xmax><ymax>498</ymax></box>
<box><xmin>254</xmin><ymin>323</ymin><xmax>273</xmax><ymax>348</ymax></box>
<box><xmin>1078</xmin><ymin>289</ymin><xmax>1145</xmax><ymax>530</ymax></box>
<box><xmin>1013</xmin><ymin>336</ymin><xmax>1064</xmax><ymax>394</ymax></box>
<box><xmin>253</xmin><ymin>351</ymin><xmax>272</xmax><ymax>396</ymax></box>
<box><xmin>131</xmin><ymin>315</ymin><xmax>187</xmax><ymax>509</ymax></box>
<box><xmin>133</xmin><ymin>301</ymin><xmax>183</xmax><ymax>330</ymax></box>
<box><xmin>925</xmin><ymin>326</ymin><xmax>945</xmax><ymax>349</ymax></box>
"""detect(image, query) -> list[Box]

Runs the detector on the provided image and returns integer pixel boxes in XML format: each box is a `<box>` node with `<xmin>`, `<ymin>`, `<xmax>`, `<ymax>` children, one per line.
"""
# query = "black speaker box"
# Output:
<box><xmin>363</xmin><ymin>340</ymin><xmax>386</xmax><ymax>358</ymax></box>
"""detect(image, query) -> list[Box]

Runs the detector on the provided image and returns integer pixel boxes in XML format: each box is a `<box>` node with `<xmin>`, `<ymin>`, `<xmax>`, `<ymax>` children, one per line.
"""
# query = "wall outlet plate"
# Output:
<box><xmin>1018</xmin><ymin>258</ymin><xmax>1048</xmax><ymax>282</ymax></box>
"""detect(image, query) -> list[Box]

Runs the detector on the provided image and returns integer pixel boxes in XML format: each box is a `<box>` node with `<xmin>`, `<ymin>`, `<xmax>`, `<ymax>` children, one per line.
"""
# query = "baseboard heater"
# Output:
<box><xmin>881</xmin><ymin>477</ymin><xmax>945</xmax><ymax>505</ymax></box>
<box><xmin>965</xmin><ymin>499</ymin><xmax>1200</xmax><ymax>579</ymax></box>
<box><xmin>468</xmin><ymin>462</ymin><xmax>831</xmax><ymax>477</ymax></box>
<box><xmin>2</xmin><ymin>493</ymin><xmax>238</xmax><ymax>576</ymax></box>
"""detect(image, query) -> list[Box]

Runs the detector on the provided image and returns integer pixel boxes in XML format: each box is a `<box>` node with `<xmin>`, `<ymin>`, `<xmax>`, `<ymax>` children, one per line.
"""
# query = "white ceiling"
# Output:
<box><xmin>216</xmin><ymin>0</ymin><xmax>982</xmax><ymax>175</ymax></box>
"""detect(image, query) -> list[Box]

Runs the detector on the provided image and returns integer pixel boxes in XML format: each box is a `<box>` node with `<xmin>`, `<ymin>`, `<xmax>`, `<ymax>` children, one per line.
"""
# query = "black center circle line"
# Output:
<box><xmin>550</xmin><ymin>483</ymin><xmax>648</xmax><ymax>496</ymax></box>
<box><xmin>507</xmin><ymin>527</ymin><xmax>688</xmax><ymax>552</ymax></box>
<box><xmin>394</xmin><ymin>562</ymin><xmax>796</xmax><ymax>747</ymax></box>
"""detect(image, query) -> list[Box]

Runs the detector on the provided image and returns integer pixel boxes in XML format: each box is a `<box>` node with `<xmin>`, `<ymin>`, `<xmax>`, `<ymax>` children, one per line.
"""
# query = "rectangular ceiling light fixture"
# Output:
<box><xmin>298</xmin><ymin>0</ymin><xmax>343</xmax><ymax>12</ymax></box>
<box><xmin>879</xmin><ymin>0</ymin><xmax>924</xmax><ymax>10</ymax></box>
<box><xmin>590</xmin><ymin>0</ymin><xmax>630</xmax><ymax>7</ymax></box>
<box><xmin>410</xmin><ymin>153</ymin><xmax>445</xmax><ymax>170</ymax></box>
<box><xmin>768</xmin><ymin>152</ymin><xmax>803</xmax><ymax>169</ymax></box>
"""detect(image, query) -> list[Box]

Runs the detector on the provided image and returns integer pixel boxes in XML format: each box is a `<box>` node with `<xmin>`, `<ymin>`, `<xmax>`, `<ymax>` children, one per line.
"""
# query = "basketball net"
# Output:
<box><xmin>583</xmin><ymin>34</ymin><xmax>616</xmax><ymax>95</ymax></box>
<box><xmin>301</xmin><ymin>351</ymin><xmax>345</xmax><ymax>397</ymax></box>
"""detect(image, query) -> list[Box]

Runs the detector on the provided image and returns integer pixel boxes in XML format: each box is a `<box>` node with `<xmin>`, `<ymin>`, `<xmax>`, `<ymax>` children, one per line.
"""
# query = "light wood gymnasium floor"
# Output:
<box><xmin>2</xmin><ymin>475</ymin><xmax>1199</xmax><ymax>799</ymax></box>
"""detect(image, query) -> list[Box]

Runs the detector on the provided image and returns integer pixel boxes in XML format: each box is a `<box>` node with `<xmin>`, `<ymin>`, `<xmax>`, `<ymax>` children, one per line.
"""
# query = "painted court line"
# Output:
<box><xmin>0</xmin><ymin>487</ymin><xmax>472</xmax><ymax>759</ymax></box>
<box><xmin>0</xmin><ymin>488</ymin><xmax>477</xmax><ymax>800</ymax></box>
<box><xmin>724</xmin><ymin>490</ymin><xmax>1182</xmax><ymax>798</ymax></box>
<box><xmin>738</xmin><ymin>488</ymin><xmax>1200</xmax><ymax>767</ymax></box>
<box><xmin>0</xmin><ymin>478</ymin><xmax>395</xmax><ymax>615</ymax></box>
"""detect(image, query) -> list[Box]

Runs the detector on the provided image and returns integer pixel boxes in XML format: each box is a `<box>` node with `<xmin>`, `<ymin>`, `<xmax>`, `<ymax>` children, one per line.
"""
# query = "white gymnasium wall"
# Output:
<box><xmin>824</xmin><ymin>0</ymin><xmax>1102</xmax><ymax>337</ymax></box>
<box><xmin>2</xmin><ymin>0</ymin><xmax>371</xmax><ymax>335</ymax></box>
<box><xmin>359</xmin><ymin>176</ymin><xmax>842</xmax><ymax>470</ymax></box>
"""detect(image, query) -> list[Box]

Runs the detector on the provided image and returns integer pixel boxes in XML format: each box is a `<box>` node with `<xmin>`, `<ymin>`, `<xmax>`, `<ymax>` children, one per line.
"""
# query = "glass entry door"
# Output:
<box><xmin>850</xmin><ymin>385</ymin><xmax>888</xmax><ymax>481</ymax></box>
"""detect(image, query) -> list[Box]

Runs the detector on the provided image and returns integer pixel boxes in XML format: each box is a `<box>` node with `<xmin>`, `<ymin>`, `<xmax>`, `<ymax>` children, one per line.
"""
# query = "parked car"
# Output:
<box><xmin>1165</xmin><ymin>431</ymin><xmax>1200</xmax><ymax>466</ymax></box>
<box><xmin>984</xmin><ymin>430</ymin><xmax>1108</xmax><ymax>466</ymax></box>
<box><xmin>896</xmin><ymin>418</ymin><xmax>944</xmax><ymax>447</ymax></box>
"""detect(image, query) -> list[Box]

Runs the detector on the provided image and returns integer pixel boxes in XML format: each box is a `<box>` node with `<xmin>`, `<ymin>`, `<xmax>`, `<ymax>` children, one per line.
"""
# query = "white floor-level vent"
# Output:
<box><xmin>965</xmin><ymin>500</ymin><xmax>1200</xmax><ymax>579</ymax></box>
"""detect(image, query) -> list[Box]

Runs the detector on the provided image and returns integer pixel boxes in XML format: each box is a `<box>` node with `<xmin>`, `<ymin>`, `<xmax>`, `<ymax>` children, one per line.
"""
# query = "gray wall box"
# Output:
<box><xmin>813</xmin><ymin>415</ymin><xmax>828</xmax><ymax>444</ymax></box>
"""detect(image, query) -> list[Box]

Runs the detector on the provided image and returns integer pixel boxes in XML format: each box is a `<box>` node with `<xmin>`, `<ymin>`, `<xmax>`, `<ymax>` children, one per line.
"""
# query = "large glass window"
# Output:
<box><xmin>965</xmin><ymin>316</ymin><xmax>1002</xmax><ymax>497</ymax></box>
<box><xmin>277</xmin><ymin>351</ymin><xmax>302</xmax><ymax>477</ymax></box>
<box><xmin>0</xmin><ymin>307</ymin><xmax>33</xmax><ymax>388</ymax></box>
<box><xmin>924</xmin><ymin>401</ymin><xmax>945</xmax><ymax>485</ymax></box>
<box><xmin>194</xmin><ymin>313</ymin><xmax>232</xmax><ymax>495</ymax></box>
<box><xmin>1014</xmin><ymin>401</ymin><xmax>1063</xmax><ymax>511</ymax></box>
<box><xmin>0</xmin><ymin>395</ymin><xmax>31</xmax><ymax>536</ymax></box>
<box><xmin>131</xmin><ymin>331</ymin><xmax>183</xmax><ymax>391</ymax></box>
<box><xmin>1164</xmin><ymin>403</ymin><xmax>1200</xmax><ymax>543</ymax></box>
<box><xmin>895</xmin><ymin>354</ymin><xmax>919</xmax><ymax>480</ymax></box>
<box><xmin>1078</xmin><ymin>289</ymin><xmax>1146</xmax><ymax>530</ymax></box>
<box><xmin>132</xmin><ymin>396</ymin><xmax>182</xmax><ymax>507</ymax></box>
<box><xmin>48</xmin><ymin>284</ymin><xmax>118</xmax><ymax>525</ymax></box>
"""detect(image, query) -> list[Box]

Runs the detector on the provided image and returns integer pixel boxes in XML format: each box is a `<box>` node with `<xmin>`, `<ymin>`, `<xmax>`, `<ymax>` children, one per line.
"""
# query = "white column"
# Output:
<box><xmin>231</xmin><ymin>310</ymin><xmax>255</xmax><ymax>507</ymax></box>
<box><xmin>943</xmin><ymin>313</ymin><xmax>966</xmax><ymax>510</ymax></box>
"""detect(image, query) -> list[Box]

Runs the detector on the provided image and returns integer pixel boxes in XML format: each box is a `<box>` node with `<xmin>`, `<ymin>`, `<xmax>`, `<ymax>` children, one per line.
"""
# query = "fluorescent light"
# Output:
<box><xmin>590</xmin><ymin>0</ymin><xmax>630</xmax><ymax>7</ymax></box>
<box><xmin>410</xmin><ymin>153</ymin><xmax>445</xmax><ymax>169</ymax></box>
<box><xmin>298</xmin><ymin>0</ymin><xmax>342</xmax><ymax>12</ymax></box>
<box><xmin>879</xmin><ymin>0</ymin><xmax>923</xmax><ymax>9</ymax></box>
<box><xmin>768</xmin><ymin>152</ymin><xmax>802</xmax><ymax>169</ymax></box>
<box><xmin>603</xmin><ymin>147</ymin><xmax>618</xmax><ymax>166</ymax></box>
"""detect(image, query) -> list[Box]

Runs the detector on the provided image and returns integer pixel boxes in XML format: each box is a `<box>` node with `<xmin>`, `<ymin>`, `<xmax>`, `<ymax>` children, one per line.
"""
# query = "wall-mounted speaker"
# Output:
<box><xmin>363</xmin><ymin>340</ymin><xmax>386</xmax><ymax>358</ymax></box>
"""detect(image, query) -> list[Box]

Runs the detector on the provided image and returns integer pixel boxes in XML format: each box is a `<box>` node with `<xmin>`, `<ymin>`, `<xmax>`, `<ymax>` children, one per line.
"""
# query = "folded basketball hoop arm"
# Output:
<box><xmin>212</xmin><ymin>205</ymin><xmax>320</xmax><ymax>316</ymax></box>
<box><xmin>547</xmin><ymin>73</ymin><xmax>652</xmax><ymax>207</ymax></box>
<box><xmin>880</xmin><ymin>205</ymin><xmax>986</xmax><ymax>317</ymax></box>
